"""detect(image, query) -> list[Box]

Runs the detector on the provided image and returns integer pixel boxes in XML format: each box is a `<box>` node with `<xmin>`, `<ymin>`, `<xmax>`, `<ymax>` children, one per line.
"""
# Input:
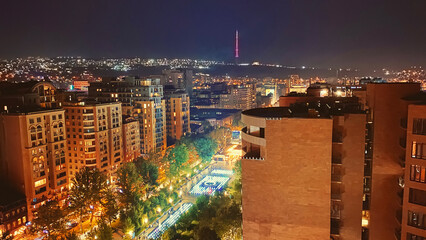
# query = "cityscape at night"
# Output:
<box><xmin>0</xmin><ymin>1</ymin><xmax>426</xmax><ymax>240</ymax></box>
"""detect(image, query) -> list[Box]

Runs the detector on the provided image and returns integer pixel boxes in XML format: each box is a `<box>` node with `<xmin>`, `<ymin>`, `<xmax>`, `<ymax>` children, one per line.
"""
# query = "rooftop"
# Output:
<box><xmin>1</xmin><ymin>106</ymin><xmax>64</xmax><ymax>115</ymax></box>
<box><xmin>242</xmin><ymin>107</ymin><xmax>293</xmax><ymax>118</ymax></box>
<box><xmin>0</xmin><ymin>80</ymin><xmax>55</xmax><ymax>95</ymax></box>
<box><xmin>0</xmin><ymin>182</ymin><xmax>26</xmax><ymax>207</ymax></box>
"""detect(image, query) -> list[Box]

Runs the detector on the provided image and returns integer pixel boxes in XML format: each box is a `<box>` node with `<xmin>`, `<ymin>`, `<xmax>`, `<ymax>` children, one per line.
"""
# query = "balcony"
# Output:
<box><xmin>83</xmin><ymin>122</ymin><xmax>94</xmax><ymax>128</ymax></box>
<box><xmin>397</xmin><ymin>189</ymin><xmax>403</xmax><ymax>206</ymax></box>
<box><xmin>400</xmin><ymin>118</ymin><xmax>407</xmax><ymax>129</ymax></box>
<box><xmin>84</xmin><ymin>134</ymin><xmax>95</xmax><ymax>139</ymax></box>
<box><xmin>399</xmin><ymin>155</ymin><xmax>405</xmax><ymax>168</ymax></box>
<box><xmin>86</xmin><ymin>147</ymin><xmax>96</xmax><ymax>153</ymax></box>
<box><xmin>395</xmin><ymin>209</ymin><xmax>402</xmax><ymax>224</ymax></box>
<box><xmin>242</xmin><ymin>150</ymin><xmax>264</xmax><ymax>161</ymax></box>
<box><xmin>394</xmin><ymin>228</ymin><xmax>401</xmax><ymax>240</ymax></box>
<box><xmin>399</xmin><ymin>137</ymin><xmax>406</xmax><ymax>149</ymax></box>
<box><xmin>364</xmin><ymin>161</ymin><xmax>372</xmax><ymax>177</ymax></box>
<box><xmin>242</xmin><ymin>126</ymin><xmax>265</xmax><ymax>138</ymax></box>
<box><xmin>332</xmin><ymin>157</ymin><xmax>342</xmax><ymax>165</ymax></box>
<box><xmin>332</xmin><ymin>174</ymin><xmax>343</xmax><ymax>183</ymax></box>
<box><xmin>332</xmin><ymin>133</ymin><xmax>343</xmax><ymax>144</ymax></box>
<box><xmin>331</xmin><ymin>193</ymin><xmax>342</xmax><ymax>200</ymax></box>
<box><xmin>85</xmin><ymin>159</ymin><xmax>97</xmax><ymax>166</ymax></box>
<box><xmin>331</xmin><ymin>200</ymin><xmax>341</xmax><ymax>219</ymax></box>
<box><xmin>330</xmin><ymin>219</ymin><xmax>341</xmax><ymax>235</ymax></box>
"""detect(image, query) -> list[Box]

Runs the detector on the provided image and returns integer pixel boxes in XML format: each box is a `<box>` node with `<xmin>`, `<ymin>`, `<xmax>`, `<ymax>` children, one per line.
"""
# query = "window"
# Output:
<box><xmin>35</xmin><ymin>186</ymin><xmax>46</xmax><ymax>195</ymax></box>
<box><xmin>408</xmin><ymin>210</ymin><xmax>426</xmax><ymax>230</ymax></box>
<box><xmin>412</xmin><ymin>142</ymin><xmax>426</xmax><ymax>159</ymax></box>
<box><xmin>410</xmin><ymin>165</ymin><xmax>426</xmax><ymax>183</ymax></box>
<box><xmin>409</xmin><ymin>188</ymin><xmax>426</xmax><ymax>206</ymax></box>
<box><xmin>34</xmin><ymin>178</ymin><xmax>46</xmax><ymax>188</ymax></box>
<box><xmin>413</xmin><ymin>118</ymin><xmax>426</xmax><ymax>135</ymax></box>
<box><xmin>407</xmin><ymin>233</ymin><xmax>425</xmax><ymax>240</ymax></box>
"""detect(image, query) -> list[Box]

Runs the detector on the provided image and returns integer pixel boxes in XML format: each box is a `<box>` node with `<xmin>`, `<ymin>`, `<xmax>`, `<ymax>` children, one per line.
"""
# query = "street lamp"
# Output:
<box><xmin>168</xmin><ymin>198</ymin><xmax>173</xmax><ymax>204</ymax></box>
<box><xmin>157</xmin><ymin>206</ymin><xmax>162</xmax><ymax>214</ymax></box>
<box><xmin>143</xmin><ymin>217</ymin><xmax>148</xmax><ymax>224</ymax></box>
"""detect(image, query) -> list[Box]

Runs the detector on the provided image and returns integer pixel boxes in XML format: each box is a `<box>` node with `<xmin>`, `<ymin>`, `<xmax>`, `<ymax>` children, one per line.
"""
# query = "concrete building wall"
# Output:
<box><xmin>0</xmin><ymin>109</ymin><xmax>67</xmax><ymax>221</ymax></box>
<box><xmin>337</xmin><ymin>114</ymin><xmax>366</xmax><ymax>240</ymax></box>
<box><xmin>366</xmin><ymin>83</ymin><xmax>420</xmax><ymax>240</ymax></box>
<box><xmin>402</xmin><ymin>104</ymin><xmax>426</xmax><ymax>240</ymax></box>
<box><xmin>242</xmin><ymin>117</ymin><xmax>332</xmax><ymax>240</ymax></box>
<box><xmin>64</xmin><ymin>103</ymin><xmax>122</xmax><ymax>181</ymax></box>
<box><xmin>122</xmin><ymin>120</ymin><xmax>141</xmax><ymax>163</ymax></box>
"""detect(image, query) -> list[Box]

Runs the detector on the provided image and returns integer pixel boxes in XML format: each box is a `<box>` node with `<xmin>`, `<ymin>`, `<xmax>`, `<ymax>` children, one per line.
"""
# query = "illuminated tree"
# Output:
<box><xmin>68</xmin><ymin>167</ymin><xmax>108</xmax><ymax>231</ymax></box>
<box><xmin>33</xmin><ymin>200</ymin><xmax>65</xmax><ymax>239</ymax></box>
<box><xmin>193</xmin><ymin>137</ymin><xmax>217</xmax><ymax>163</ymax></box>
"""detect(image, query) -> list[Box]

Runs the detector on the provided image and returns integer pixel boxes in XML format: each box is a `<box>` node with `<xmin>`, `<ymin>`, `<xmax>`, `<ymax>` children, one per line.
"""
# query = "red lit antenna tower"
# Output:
<box><xmin>235</xmin><ymin>30</ymin><xmax>239</xmax><ymax>64</ymax></box>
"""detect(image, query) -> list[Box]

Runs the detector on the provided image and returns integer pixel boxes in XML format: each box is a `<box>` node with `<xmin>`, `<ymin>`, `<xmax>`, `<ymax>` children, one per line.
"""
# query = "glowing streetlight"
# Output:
<box><xmin>157</xmin><ymin>206</ymin><xmax>162</xmax><ymax>213</ymax></box>
<box><xmin>169</xmin><ymin>185</ymin><xmax>173</xmax><ymax>191</ymax></box>
<box><xmin>143</xmin><ymin>217</ymin><xmax>148</xmax><ymax>224</ymax></box>
<box><xmin>179</xmin><ymin>190</ymin><xmax>183</xmax><ymax>196</ymax></box>
<box><xmin>127</xmin><ymin>230</ymin><xmax>133</xmax><ymax>237</ymax></box>
<box><xmin>168</xmin><ymin>198</ymin><xmax>173</xmax><ymax>204</ymax></box>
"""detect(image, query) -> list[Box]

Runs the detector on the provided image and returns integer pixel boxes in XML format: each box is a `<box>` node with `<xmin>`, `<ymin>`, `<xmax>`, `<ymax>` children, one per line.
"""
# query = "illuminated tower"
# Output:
<box><xmin>235</xmin><ymin>30</ymin><xmax>239</xmax><ymax>64</ymax></box>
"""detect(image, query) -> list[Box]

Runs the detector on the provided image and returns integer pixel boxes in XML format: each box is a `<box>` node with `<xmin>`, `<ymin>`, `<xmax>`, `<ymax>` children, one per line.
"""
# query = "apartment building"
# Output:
<box><xmin>0</xmin><ymin>108</ymin><xmax>68</xmax><ymax>221</ymax></box>
<box><xmin>219</xmin><ymin>84</ymin><xmax>256</xmax><ymax>110</ymax></box>
<box><xmin>402</xmin><ymin>104</ymin><xmax>426</xmax><ymax>240</ymax></box>
<box><xmin>164</xmin><ymin>88</ymin><xmax>190</xmax><ymax>144</ymax></box>
<box><xmin>122</xmin><ymin>116</ymin><xmax>141</xmax><ymax>163</ymax></box>
<box><xmin>241</xmin><ymin>101</ymin><xmax>366</xmax><ymax>240</ymax></box>
<box><xmin>63</xmin><ymin>102</ymin><xmax>123</xmax><ymax>181</ymax></box>
<box><xmin>89</xmin><ymin>76</ymin><xmax>166</xmax><ymax>154</ymax></box>
<box><xmin>244</xmin><ymin>82</ymin><xmax>423</xmax><ymax>240</ymax></box>
<box><xmin>364</xmin><ymin>83</ymin><xmax>420</xmax><ymax>240</ymax></box>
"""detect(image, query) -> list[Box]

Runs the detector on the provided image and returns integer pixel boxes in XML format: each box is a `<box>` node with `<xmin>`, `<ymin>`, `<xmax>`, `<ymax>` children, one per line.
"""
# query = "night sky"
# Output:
<box><xmin>1</xmin><ymin>0</ymin><xmax>426</xmax><ymax>69</ymax></box>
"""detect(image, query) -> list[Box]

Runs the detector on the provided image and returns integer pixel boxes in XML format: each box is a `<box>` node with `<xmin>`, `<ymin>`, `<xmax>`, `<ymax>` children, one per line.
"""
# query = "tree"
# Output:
<box><xmin>100</xmin><ymin>187</ymin><xmax>119</xmax><ymax>224</ymax></box>
<box><xmin>143</xmin><ymin>150</ymin><xmax>164</xmax><ymax>165</ymax></box>
<box><xmin>96</xmin><ymin>221</ymin><xmax>113</xmax><ymax>240</ymax></box>
<box><xmin>63</xmin><ymin>232</ymin><xmax>79</xmax><ymax>240</ymax></box>
<box><xmin>116</xmin><ymin>163</ymin><xmax>142</xmax><ymax>206</ymax></box>
<box><xmin>197</xmin><ymin>227</ymin><xmax>220</xmax><ymax>240</ymax></box>
<box><xmin>33</xmin><ymin>200</ymin><xmax>65</xmax><ymax>239</ymax></box>
<box><xmin>170</xmin><ymin>144</ymin><xmax>189</xmax><ymax>167</ymax></box>
<box><xmin>166</xmin><ymin>144</ymin><xmax>189</xmax><ymax>178</ymax></box>
<box><xmin>193</xmin><ymin>137</ymin><xmax>217</xmax><ymax>163</ymax></box>
<box><xmin>122</xmin><ymin>217</ymin><xmax>135</xmax><ymax>238</ymax></box>
<box><xmin>68</xmin><ymin>167</ymin><xmax>108</xmax><ymax>231</ymax></box>
<box><xmin>209</xmin><ymin>127</ymin><xmax>231</xmax><ymax>149</ymax></box>
<box><xmin>135</xmin><ymin>159</ymin><xmax>159</xmax><ymax>186</ymax></box>
<box><xmin>201</xmin><ymin>120</ymin><xmax>213</xmax><ymax>133</ymax></box>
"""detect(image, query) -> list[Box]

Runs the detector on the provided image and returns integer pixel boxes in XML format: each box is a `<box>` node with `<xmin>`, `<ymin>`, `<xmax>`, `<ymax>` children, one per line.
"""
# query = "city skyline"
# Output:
<box><xmin>1</xmin><ymin>1</ymin><xmax>426</xmax><ymax>70</ymax></box>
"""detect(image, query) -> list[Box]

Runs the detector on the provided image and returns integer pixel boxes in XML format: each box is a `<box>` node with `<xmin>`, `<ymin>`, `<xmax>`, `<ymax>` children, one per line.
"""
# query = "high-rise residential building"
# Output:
<box><xmin>0</xmin><ymin>183</ymin><xmax>28</xmax><ymax>237</ymax></box>
<box><xmin>162</xmin><ymin>69</ymin><xmax>193</xmax><ymax>96</ymax></box>
<box><xmin>89</xmin><ymin>76</ymin><xmax>167</xmax><ymax>154</ymax></box>
<box><xmin>364</xmin><ymin>83</ymin><xmax>420</xmax><ymax>240</ymax></box>
<box><xmin>0</xmin><ymin>81</ymin><xmax>59</xmax><ymax>111</ymax></box>
<box><xmin>63</xmin><ymin>102</ymin><xmax>123</xmax><ymax>182</ymax></box>
<box><xmin>243</xmin><ymin>82</ymin><xmax>423</xmax><ymax>240</ymax></box>
<box><xmin>402</xmin><ymin>104</ymin><xmax>426</xmax><ymax>240</ymax></box>
<box><xmin>164</xmin><ymin>87</ymin><xmax>190</xmax><ymax>144</ymax></box>
<box><xmin>0</xmin><ymin>108</ymin><xmax>68</xmax><ymax>221</ymax></box>
<box><xmin>241</xmin><ymin>100</ymin><xmax>366</xmax><ymax>239</ymax></box>
<box><xmin>122</xmin><ymin>116</ymin><xmax>141</xmax><ymax>163</ymax></box>
<box><xmin>219</xmin><ymin>84</ymin><xmax>256</xmax><ymax>110</ymax></box>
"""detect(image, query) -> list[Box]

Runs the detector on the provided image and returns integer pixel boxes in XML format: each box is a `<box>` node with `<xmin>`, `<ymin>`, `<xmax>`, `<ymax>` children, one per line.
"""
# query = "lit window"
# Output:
<box><xmin>34</xmin><ymin>178</ymin><xmax>46</xmax><ymax>188</ymax></box>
